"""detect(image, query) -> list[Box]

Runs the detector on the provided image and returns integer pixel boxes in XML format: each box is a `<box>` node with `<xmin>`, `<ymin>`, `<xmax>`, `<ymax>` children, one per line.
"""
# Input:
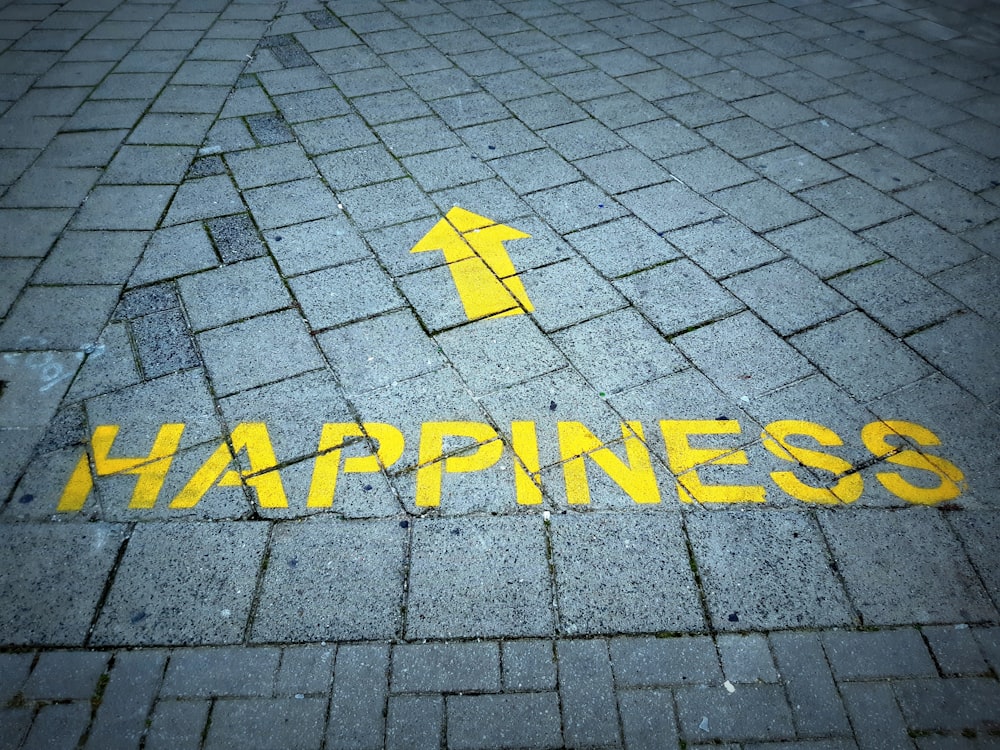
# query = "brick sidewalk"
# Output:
<box><xmin>2</xmin><ymin>0</ymin><xmax>1000</xmax><ymax>747</ymax></box>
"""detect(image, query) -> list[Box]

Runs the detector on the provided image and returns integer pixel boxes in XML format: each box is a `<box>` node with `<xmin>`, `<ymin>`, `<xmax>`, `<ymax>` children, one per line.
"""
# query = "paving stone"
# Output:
<box><xmin>163</xmin><ymin>173</ymin><xmax>244</xmax><ymax>226</ymax></box>
<box><xmin>618</xmin><ymin>117</ymin><xmax>709</xmax><ymax>160</ymax></box>
<box><xmin>819</xmin><ymin>510</ymin><xmax>997</xmax><ymax>626</ymax></box>
<box><xmin>262</xmin><ymin>215</ymin><xmax>369</xmax><ymax>276</ymax></box>
<box><xmin>160</xmin><ymin>647</ymin><xmax>280</xmax><ymax>697</ymax></box>
<box><xmin>717</xmin><ymin>633</ymin><xmax>779</xmax><ymax>683</ymax></box>
<box><xmin>243</xmin><ymin>176</ymin><xmax>341</xmax><ymax>229</ymax></box>
<box><xmin>564</xmin><ymin>216</ymin><xmax>680</xmax><ymax>277</ymax></box>
<box><xmin>918</xmin><ymin>145</ymin><xmax>1000</xmax><ymax>193</ymax></box>
<box><xmin>861</xmin><ymin>215</ymin><xmax>980</xmax><ymax>276</ymax></box>
<box><xmin>253</xmin><ymin>519</ymin><xmax>405</xmax><ymax>641</ymax></box>
<box><xmin>204</xmin><ymin>697</ymin><xmax>327</xmax><ymax>750</ymax></box>
<box><xmin>402</xmin><ymin>144</ymin><xmax>496</xmax><ymax>191</ymax></box>
<box><xmin>557</xmin><ymin>639</ymin><xmax>619</xmax><ymax>748</ymax></box>
<box><xmin>949</xmin><ymin>512</ymin><xmax>1000</xmax><ymax>611</ymax></box>
<box><xmin>661</xmin><ymin>146</ymin><xmax>758</xmax><ymax>194</ymax></box>
<box><xmin>908</xmin><ymin>314</ymin><xmax>1000</xmax><ymax>405</ymax></box>
<box><xmin>923</xmin><ymin>624</ymin><xmax>990</xmax><ymax>676</ymax></box>
<box><xmin>35</xmin><ymin>229</ymin><xmax>147</xmax><ymax>285</ymax></box>
<box><xmin>574</xmin><ymin>147</ymin><xmax>671</xmax><ymax>195</ymax></box>
<box><xmin>502</xmin><ymin>639</ymin><xmax>556</xmax><ymax>691</ymax></box>
<box><xmin>338</xmin><ymin>178</ymin><xmax>438</xmax><ymax>231</ymax></box>
<box><xmin>328</xmin><ymin>644</ymin><xmax>389</xmax><ymax>750</ymax></box>
<box><xmin>551</xmin><ymin>512</ymin><xmax>704</xmax><ymax>634</ymax></box>
<box><xmin>0</xmin><ymin>282</ymin><xmax>116</xmax><ymax>351</ymax></box>
<box><xmin>93</xmin><ymin>522</ymin><xmax>269</xmax><ymax>645</ymax></box>
<box><xmin>611</xmin><ymin>635</ymin><xmax>721</xmax><ymax>687</ymax></box>
<box><xmin>829</xmin><ymin>258</ymin><xmax>962</xmax><ymax>336</ymax></box>
<box><xmin>524</xmin><ymin>180</ymin><xmax>626</xmax><ymax>233</ymax></box>
<box><xmin>895</xmin><ymin>179</ymin><xmax>998</xmax><ymax>233</ymax></box>
<box><xmin>798</xmin><ymin>176</ymin><xmax>909</xmax><ymax>231</ymax></box>
<box><xmin>0</xmin><ymin>652</ymin><xmax>33</xmax><ymax>704</ymax></box>
<box><xmin>386</xmin><ymin>695</ymin><xmax>443</xmax><ymax>750</ymax></box>
<box><xmin>84</xmin><ymin>650</ymin><xmax>167</xmax><ymax>750</ymax></box>
<box><xmin>179</xmin><ymin>256</ymin><xmax>292</xmax><ymax>331</ymax></box>
<box><xmin>448</xmin><ymin>693</ymin><xmax>563</xmax><ymax>750</ymax></box>
<box><xmin>618</xmin><ymin>180</ymin><xmax>723</xmax><ymax>233</ymax></box>
<box><xmin>205</xmin><ymin>213</ymin><xmax>266</xmax><ymax>263</ymax></box>
<box><xmin>197</xmin><ymin>309</ymin><xmax>325</xmax><ymax>396</ymax></box>
<box><xmin>22</xmin><ymin>650</ymin><xmax>110</xmax><ymax>700</ymax></box>
<box><xmin>406</xmin><ymin>516</ymin><xmax>554</xmax><ymax>639</ymax></box>
<box><xmin>668</xmin><ymin>218</ymin><xmax>780</xmax><ymax>279</ymax></box>
<box><xmin>224</xmin><ymin>142</ymin><xmax>317</xmax><ymax>190</ymax></box>
<box><xmin>894</xmin><ymin>677</ymin><xmax>1000</xmax><ymax>733</ymax></box>
<box><xmin>840</xmin><ymin>681</ymin><xmax>914</xmax><ymax>750</ymax></box>
<box><xmin>391</xmin><ymin>640</ymin><xmax>498</xmax><ymax>693</ymax></box>
<box><xmin>20</xmin><ymin>702</ymin><xmax>91</xmax><ymax>750</ymax></box>
<box><xmin>710</xmin><ymin>179</ymin><xmax>816</xmax><ymax>233</ymax></box>
<box><xmin>770</xmin><ymin>631</ymin><xmax>851</xmax><ymax>736</ymax></box>
<box><xmin>0</xmin><ymin>708</ymin><xmax>32</xmax><ymax>750</ymax></box>
<box><xmin>275</xmin><ymin>645</ymin><xmax>335</xmax><ymax>695</ymax></box>
<box><xmin>489</xmin><ymin>148</ymin><xmax>582</xmax><ymax>194</ymax></box>
<box><xmin>290</xmin><ymin>258</ymin><xmax>404</xmax><ymax>329</ymax></box>
<box><xmin>832</xmin><ymin>146</ymin><xmax>932</xmax><ymax>192</ymax></box>
<box><xmin>0</xmin><ymin>523</ymin><xmax>124</xmax><ymax>646</ymax></box>
<box><xmin>520</xmin><ymin>256</ymin><xmax>627</xmax><ymax>332</ymax></box>
<box><xmin>860</xmin><ymin>117</ymin><xmax>953</xmax><ymax>158</ymax></box>
<box><xmin>618</xmin><ymin>689</ymin><xmax>678</xmax><ymax>750</ymax></box>
<box><xmin>72</xmin><ymin>184</ymin><xmax>173</xmax><ymax>230</ymax></box>
<box><xmin>2</xmin><ymin>164</ymin><xmax>101</xmax><ymax>208</ymax></box>
<box><xmin>675</xmin><ymin>683</ymin><xmax>795</xmax><ymax>743</ymax></box>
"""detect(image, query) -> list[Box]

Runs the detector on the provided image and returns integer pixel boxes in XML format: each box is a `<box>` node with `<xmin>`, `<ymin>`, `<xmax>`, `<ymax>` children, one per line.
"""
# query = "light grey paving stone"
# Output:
<box><xmin>613</xmin><ymin>259</ymin><xmax>744</xmax><ymax>337</ymax></box>
<box><xmin>917</xmin><ymin>145</ymin><xmax>1000</xmax><ymax>193</ymax></box>
<box><xmin>430</xmin><ymin>178</ymin><xmax>532</xmax><ymax>227</ymax></box>
<box><xmin>832</xmin><ymin>146</ymin><xmax>931</xmax><ymax>193</ymax></box>
<box><xmin>204</xmin><ymin>697</ymin><xmax>327</xmax><ymax>750</ymax></box>
<box><xmin>433</xmin><ymin>91</ymin><xmax>510</xmax><ymax>129</ymax></box>
<box><xmin>84</xmin><ymin>650</ymin><xmax>167</xmax><ymax>750</ymax></box>
<box><xmin>950</xmin><ymin>512</ymin><xmax>1000</xmax><ymax>611</ymax></box>
<box><xmin>923</xmin><ymin>625</ymin><xmax>990</xmax><ymax>676</ymax></box>
<box><xmin>539</xmin><ymin>119</ymin><xmax>628</xmax><ymax>163</ymax></box>
<box><xmin>582</xmin><ymin>92</ymin><xmax>662</xmax><ymax>130</ymax></box>
<box><xmin>673</xmin><ymin>311</ymin><xmax>815</xmax><ymax>399</ymax></box>
<box><xmin>338</xmin><ymin>178</ymin><xmax>438</xmax><ymax>231</ymax></box>
<box><xmin>666</xmin><ymin>217</ymin><xmax>783</xmax><ymax>278</ymax></box>
<box><xmin>933</xmin><ymin>256</ymin><xmax>1000</xmax><ymax>321</ymax></box>
<box><xmin>0</xmin><ymin>523</ymin><xmax>124</xmax><ymax>646</ymax></box>
<box><xmin>20</xmin><ymin>702</ymin><xmax>91</xmax><ymax>750</ymax></box>
<box><xmin>797</xmin><ymin>176</ymin><xmax>909</xmax><ymax>231</ymax></box>
<box><xmin>789</xmin><ymin>311</ymin><xmax>932</xmax><ymax>403</ymax></box>
<box><xmin>435</xmin><ymin>315</ymin><xmax>567</xmax><ymax>395</ymax></box>
<box><xmin>557</xmin><ymin>639</ymin><xmax>620</xmax><ymax>748</ymax></box>
<box><xmin>894</xmin><ymin>179</ymin><xmax>997</xmax><ymax>233</ymax></box>
<box><xmin>675</xmin><ymin>683</ymin><xmax>795</xmax><ymax>743</ymax></box>
<box><xmin>129</xmin><ymin>221</ymin><xmax>218</xmax><ymax>285</ymax></box>
<box><xmin>661</xmin><ymin>146</ymin><xmax>758</xmax><ymax>194</ymax></box>
<box><xmin>401</xmin><ymin>144</ymin><xmax>495</xmax><ymax>191</ymax></box>
<box><xmin>224</xmin><ymin>142</ymin><xmax>316</xmax><ymax>190</ymax></box>
<box><xmin>659</xmin><ymin>91</ymin><xmax>738</xmax><ymax>129</ymax></box>
<box><xmin>829</xmin><ymin>259</ymin><xmax>962</xmax><ymax>337</ymax></box>
<box><xmin>617</xmin><ymin>180</ymin><xmax>723</xmax><ymax>233</ymax></box>
<box><xmin>0</xmin><ymin>284</ymin><xmax>119</xmax><ymax>350</ymax></box>
<box><xmin>860</xmin><ymin>117</ymin><xmax>953</xmax><ymax>158</ymax></box>
<box><xmin>819</xmin><ymin>509</ymin><xmax>997</xmax><ymax>626</ymax></box>
<box><xmin>160</xmin><ymin>647</ymin><xmax>280</xmax><ymax>698</ymax></box>
<box><xmin>552</xmin><ymin>308</ymin><xmax>686</xmax><ymax>396</ymax></box>
<box><xmin>1</xmin><ymin>164</ymin><xmax>100</xmax><ymax>208</ymax></box>
<box><xmin>894</xmin><ymin>677</ymin><xmax>1000</xmax><ymax>733</ymax></box>
<box><xmin>770</xmin><ymin>631</ymin><xmax>851</xmax><ymax>736</ymax></box>
<box><xmin>252</xmin><ymin>519</ymin><xmax>406</xmax><ymax>641</ymax></box>
<box><xmin>723</xmin><ymin>259</ymin><xmax>853</xmax><ymax>335</ymax></box>
<box><xmin>380</xmin><ymin>115</ymin><xmax>462</xmax><ymax>157</ymax></box>
<box><xmin>861</xmin><ymin>215</ymin><xmax>980</xmax><ymax>276</ymax></box>
<box><xmin>386</xmin><ymin>695</ymin><xmax>443</xmax><ymax>750</ymax></box>
<box><xmin>447</xmin><ymin>693</ymin><xmax>563</xmax><ymax>750</ymax></box>
<box><xmin>717</xmin><ymin>633</ymin><xmax>779</xmax><ymax>683</ymax></box>
<box><xmin>129</xmin><ymin>113</ymin><xmax>215</xmax><ymax>147</ymax></box>
<box><xmin>520</xmin><ymin>256</ymin><xmax>628</xmax><ymax>332</ymax></box>
<box><xmin>690</xmin><ymin>511</ymin><xmax>849</xmax><ymax>626</ymax></box>
<box><xmin>564</xmin><ymin>216</ymin><xmax>681</xmax><ymax>278</ymax></box>
<box><xmin>198</xmin><ymin>309</ymin><xmax>325</xmax><ymax>396</ymax></box>
<box><xmin>263</xmin><ymin>215</ymin><xmax>370</xmax><ymax>276</ymax></box>
<box><xmin>101</xmin><ymin>144</ymin><xmax>195</xmax><ymax>185</ymax></box>
<box><xmin>35</xmin><ymin>230</ymin><xmax>148</xmax><ymax>285</ymax></box>
<box><xmin>243</xmin><ymin>176</ymin><xmax>340</xmax><ymax>230</ymax></box>
<box><xmin>391</xmin><ymin>641</ymin><xmax>500</xmax><ymax>694</ymax></box>
<box><xmin>780</xmin><ymin>119</ymin><xmax>874</xmax><ymax>160</ymax></box>
<box><xmin>316</xmin><ymin>144</ymin><xmax>406</xmax><ymax>192</ymax></box>
<box><xmin>618</xmin><ymin>689</ymin><xmax>678</xmax><ymax>750</ymax></box>
<box><xmin>699</xmin><ymin>117</ymin><xmax>788</xmax><ymax>159</ymax></box>
<box><xmin>179</xmin><ymin>256</ymin><xmax>292</xmax><ymax>331</ymax></box>
<box><xmin>92</xmin><ymin>522</ymin><xmax>269</xmax><ymax>646</ymax></box>
<box><xmin>503</xmin><ymin>640</ymin><xmax>556</xmax><ymax>691</ymax></box>
<box><xmin>489</xmin><ymin>147</ymin><xmax>581</xmax><ymax>195</ymax></box>
<box><xmin>328</xmin><ymin>644</ymin><xmax>389</xmax><ymax>750</ymax></box>
<box><xmin>839</xmin><ymin>682</ymin><xmax>914</xmax><ymax>750</ymax></box>
<box><xmin>23</xmin><ymin>651</ymin><xmax>110</xmax><ymax>700</ymax></box>
<box><xmin>822</xmin><ymin>628</ymin><xmax>937</xmax><ymax>681</ymax></box>
<box><xmin>318</xmin><ymin>310</ymin><xmax>444</xmax><ymax>394</ymax></box>
<box><xmin>611</xmin><ymin>635</ymin><xmax>722</xmax><ymax>687</ymax></box>
<box><xmin>551</xmin><ymin>513</ymin><xmax>704</xmax><ymax>635</ymax></box>
<box><xmin>406</xmin><ymin>516</ymin><xmax>554</xmax><ymax>639</ymax></box>
<box><xmin>745</xmin><ymin>145</ymin><xmax>845</xmax><ymax>194</ymax></box>
<box><xmin>275</xmin><ymin>645</ymin><xmax>335</xmax><ymax>696</ymax></box>
<box><xmin>906</xmin><ymin>314</ymin><xmax>1000</xmax><ymax>405</ymax></box>
<box><xmin>710</xmin><ymin>180</ymin><xmax>816</xmax><ymax>233</ymax></box>
<box><xmin>162</xmin><ymin>174</ymin><xmax>243</xmax><ymax>226</ymax></box>
<box><xmin>523</xmin><ymin>180</ymin><xmax>626</xmax><ymax>234</ymax></box>
<box><xmin>289</xmin><ymin>258</ymin><xmax>404</xmax><ymax>329</ymax></box>
<box><xmin>291</xmin><ymin>114</ymin><xmax>372</xmax><ymax>154</ymax></box>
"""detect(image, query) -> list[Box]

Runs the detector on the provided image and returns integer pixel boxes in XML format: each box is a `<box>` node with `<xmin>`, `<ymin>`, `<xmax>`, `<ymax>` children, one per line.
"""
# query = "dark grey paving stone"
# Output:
<box><xmin>406</xmin><ymin>515</ymin><xmax>554</xmax><ymax>639</ymax></box>
<box><xmin>716</xmin><ymin>633</ymin><xmax>779</xmax><ymax>683</ymax></box>
<box><xmin>386</xmin><ymin>695</ymin><xmax>443</xmax><ymax>750</ymax></box>
<box><xmin>557</xmin><ymin>639</ymin><xmax>619</xmax><ymax>748</ymax></box>
<box><xmin>327</xmin><ymin>643</ymin><xmax>389</xmax><ymax>750</ymax></box>
<box><xmin>611</xmin><ymin>635</ymin><xmax>722</xmax><ymax>687</ymax></box>
<box><xmin>502</xmin><ymin>640</ymin><xmax>556</xmax><ymax>691</ymax></box>
<box><xmin>22</xmin><ymin>650</ymin><xmax>110</xmax><ymax>700</ymax></box>
<box><xmin>823</xmin><ymin>629</ymin><xmax>937</xmax><ymax>681</ymax></box>
<box><xmin>391</xmin><ymin>641</ymin><xmax>499</xmax><ymax>694</ymax></box>
<box><xmin>550</xmin><ymin>512</ymin><xmax>704</xmax><ymax>635</ymax></box>
<box><xmin>905</xmin><ymin>314</ymin><xmax>1000</xmax><ymax>405</ymax></box>
<box><xmin>253</xmin><ymin>519</ymin><xmax>405</xmax><ymax>641</ymax></box>
<box><xmin>687</xmin><ymin>510</ymin><xmax>854</xmax><ymax>630</ymax></box>
<box><xmin>675</xmin><ymin>683</ymin><xmax>795</xmax><ymax>743</ymax></box>
<box><xmin>206</xmin><ymin>213</ymin><xmax>266</xmax><ymax>263</ymax></box>
<box><xmin>204</xmin><ymin>697</ymin><xmax>327</xmax><ymax>750</ymax></box>
<box><xmin>894</xmin><ymin>677</ymin><xmax>1000</xmax><ymax>734</ymax></box>
<box><xmin>840</xmin><ymin>682</ymin><xmax>915</xmax><ymax>750</ymax></box>
<box><xmin>131</xmin><ymin>307</ymin><xmax>200</xmax><ymax>379</ymax></box>
<box><xmin>92</xmin><ymin>522</ymin><xmax>269</xmax><ymax>645</ymax></box>
<box><xmin>20</xmin><ymin>702</ymin><xmax>91</xmax><ymax>750</ymax></box>
<box><xmin>921</xmin><ymin>624</ymin><xmax>990</xmax><ymax>676</ymax></box>
<box><xmin>84</xmin><ymin>650</ymin><xmax>166</xmax><ymax>750</ymax></box>
<box><xmin>0</xmin><ymin>522</ymin><xmax>124</xmax><ymax>645</ymax></box>
<box><xmin>819</xmin><ymin>509</ymin><xmax>997</xmax><ymax>625</ymax></box>
<box><xmin>447</xmin><ymin>693</ymin><xmax>562</xmax><ymax>750</ymax></box>
<box><xmin>770</xmin><ymin>631</ymin><xmax>851</xmax><ymax>736</ymax></box>
<box><xmin>275</xmin><ymin>645</ymin><xmax>335</xmax><ymax>696</ymax></box>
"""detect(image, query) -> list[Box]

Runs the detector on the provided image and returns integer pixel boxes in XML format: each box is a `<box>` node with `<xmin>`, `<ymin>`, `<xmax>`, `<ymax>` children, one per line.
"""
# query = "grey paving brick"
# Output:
<box><xmin>34</xmin><ymin>230</ymin><xmax>147</xmax><ymax>285</ymax></box>
<box><xmin>458</xmin><ymin>117</ymin><xmax>544</xmax><ymax>161</ymax></box>
<box><xmin>206</xmin><ymin>213</ymin><xmax>266</xmax><ymax>263</ymax></box>
<box><xmin>798</xmin><ymin>176</ymin><xmax>909</xmax><ymax>231</ymax></box>
<box><xmin>448</xmin><ymin>692</ymin><xmax>563</xmax><ymax>750</ymax></box>
<box><xmin>819</xmin><ymin>510</ymin><xmax>997</xmax><ymax>626</ymax></box>
<box><xmin>770</xmin><ymin>631</ymin><xmax>851</xmax><ymax>736</ymax></box>
<box><xmin>244</xmin><ymin>176</ymin><xmax>341</xmax><ymax>229</ymax></box>
<box><xmin>923</xmin><ymin>625</ymin><xmax>990</xmax><ymax>676</ymax></box>
<box><xmin>387</xmin><ymin>695</ymin><xmax>443</xmax><ymax>750</ymax></box>
<box><xmin>20</xmin><ymin>701</ymin><xmax>91</xmax><ymax>750</ymax></box>
<box><xmin>225</xmin><ymin>142</ymin><xmax>316</xmax><ymax>190</ymax></box>
<box><xmin>503</xmin><ymin>640</ymin><xmax>556</xmax><ymax>691</ymax></box>
<box><xmin>402</xmin><ymin>144</ymin><xmax>496</xmax><ymax>191</ymax></box>
<box><xmin>895</xmin><ymin>179</ymin><xmax>997</xmax><ymax>233</ymax></box>
<box><xmin>675</xmin><ymin>683</ymin><xmax>795</xmax><ymax>743</ymax></box>
<box><xmin>829</xmin><ymin>259</ymin><xmax>962</xmax><ymax>337</ymax></box>
<box><xmin>0</xmin><ymin>652</ymin><xmax>33</xmax><ymax>704</ymax></box>
<box><xmin>581</xmin><ymin>92</ymin><xmax>663</xmax><ymax>130</ymax></box>
<box><xmin>894</xmin><ymin>677</ymin><xmax>1000</xmax><ymax>733</ymax></box>
<box><xmin>489</xmin><ymin>148</ymin><xmax>581</xmax><ymax>194</ymax></box>
<box><xmin>789</xmin><ymin>311</ymin><xmax>931</xmax><ymax>403</ymax></box>
<box><xmin>315</xmin><ymin>143</ymin><xmax>406</xmax><ymax>191</ymax></box>
<box><xmin>618</xmin><ymin>117</ymin><xmax>709</xmax><ymax>160</ymax></box>
<box><xmin>290</xmin><ymin>258</ymin><xmax>403</xmax><ymax>329</ymax></box>
<box><xmin>338</xmin><ymin>178</ymin><xmax>437</xmax><ymax>231</ymax></box>
<box><xmin>745</xmin><ymin>145</ymin><xmax>845</xmax><ymax>194</ymax></box>
<box><xmin>160</xmin><ymin>647</ymin><xmax>280</xmax><ymax>698</ymax></box>
<box><xmin>247</xmin><ymin>111</ymin><xmax>296</xmax><ymax>145</ymax></box>
<box><xmin>950</xmin><ymin>512</ymin><xmax>1000</xmax><ymax>611</ymax></box>
<box><xmin>833</xmin><ymin>146</ymin><xmax>932</xmax><ymax>192</ymax></box>
<box><xmin>73</xmin><ymin>184</ymin><xmax>173</xmax><ymax>230</ymax></box>
<box><xmin>618</xmin><ymin>688</ymin><xmax>678</xmax><ymax>750</ymax></box>
<box><xmin>0</xmin><ymin>282</ymin><xmax>118</xmax><ymax>350</ymax></box>
<box><xmin>0</xmin><ymin>523</ymin><xmax>124</xmax><ymax>646</ymax></box>
<box><xmin>539</xmin><ymin>119</ymin><xmax>628</xmax><ymax>163</ymax></box>
<box><xmin>551</xmin><ymin>513</ymin><xmax>704</xmax><ymax>634</ymax></box>
<box><xmin>179</xmin><ymin>257</ymin><xmax>291</xmax><ymax>331</ymax></box>
<box><xmin>659</xmin><ymin>91</ymin><xmax>739</xmax><ymax>129</ymax></box>
<box><xmin>575</xmin><ymin>147</ymin><xmax>671</xmax><ymax>195</ymax></box>
<box><xmin>252</xmin><ymin>519</ymin><xmax>406</xmax><ymax>641</ymax></box>
<box><xmin>2</xmin><ymin>164</ymin><xmax>101</xmax><ymax>209</ymax></box>
<box><xmin>273</xmin><ymin>87</ymin><xmax>350</xmax><ymax>122</ymax></box>
<box><xmin>700</xmin><ymin>117</ymin><xmax>789</xmax><ymax>160</ymax></box>
<box><xmin>407</xmin><ymin>516</ymin><xmax>554</xmax><ymax>639</ymax></box>
<box><xmin>910</xmin><ymin>313</ymin><xmax>1000</xmax><ymax>404</ymax></box>
<box><xmin>524</xmin><ymin>180</ymin><xmax>626</xmax><ymax>233</ymax></box>
<box><xmin>433</xmin><ymin>91</ymin><xmax>510</xmax><ymax>129</ymax></box>
<box><xmin>391</xmin><ymin>641</ymin><xmax>500</xmax><ymax>694</ymax></box>
<box><xmin>276</xmin><ymin>645</ymin><xmax>335</xmax><ymax>695</ymax></box>
<box><xmin>666</xmin><ymin>217</ymin><xmax>782</xmax><ymax>278</ymax></box>
<box><xmin>93</xmin><ymin>523</ymin><xmax>270</xmax><ymax>646</ymax></box>
<box><xmin>84</xmin><ymin>650</ymin><xmax>167</xmax><ymax>750</ymax></box>
<box><xmin>839</xmin><ymin>681</ymin><xmax>914</xmax><ymax>750</ymax></box>
<box><xmin>717</xmin><ymin>633</ymin><xmax>779</xmax><ymax>683</ymax></box>
<box><xmin>431</xmin><ymin>178</ymin><xmax>532</xmax><ymax>227</ymax></box>
<box><xmin>723</xmin><ymin>259</ymin><xmax>853</xmax><ymax>335</ymax></box>
<box><xmin>205</xmin><ymin>697</ymin><xmax>327</xmax><ymax>750</ymax></box>
<box><xmin>163</xmin><ymin>174</ymin><xmax>243</xmax><ymax>226</ymax></box>
<box><xmin>661</xmin><ymin>146</ymin><xmax>758</xmax><ymax>194</ymax></box>
<box><xmin>918</xmin><ymin>146</ymin><xmax>1000</xmax><ymax>194</ymax></box>
<box><xmin>611</xmin><ymin>635</ymin><xmax>722</xmax><ymax>687</ymax></box>
<box><xmin>0</xmin><ymin>708</ymin><xmax>32</xmax><ymax>750</ymax></box>
<box><xmin>618</xmin><ymin>180</ymin><xmax>723</xmax><ymax>233</ymax></box>
<box><xmin>521</xmin><ymin>256</ymin><xmax>627</xmax><ymax>332</ymax></box>
<box><xmin>673</xmin><ymin>311</ymin><xmax>815</xmax><ymax>399</ymax></box>
<box><xmin>564</xmin><ymin>216</ymin><xmax>679</xmax><ymax>278</ymax></box>
<box><xmin>328</xmin><ymin>644</ymin><xmax>389</xmax><ymax>750</ymax></box>
<box><xmin>973</xmin><ymin>627</ymin><xmax>1000</xmax><ymax>675</ymax></box>
<box><xmin>23</xmin><ymin>651</ymin><xmax>110</xmax><ymax>700</ymax></box>
<box><xmin>262</xmin><ymin>215</ymin><xmax>369</xmax><ymax>276</ymax></box>
<box><xmin>861</xmin><ymin>215</ymin><xmax>980</xmax><ymax>276</ymax></box>
<box><xmin>557</xmin><ymin>639</ymin><xmax>620</xmax><ymax>748</ymax></box>
<box><xmin>710</xmin><ymin>179</ymin><xmax>816</xmax><ymax>233</ymax></box>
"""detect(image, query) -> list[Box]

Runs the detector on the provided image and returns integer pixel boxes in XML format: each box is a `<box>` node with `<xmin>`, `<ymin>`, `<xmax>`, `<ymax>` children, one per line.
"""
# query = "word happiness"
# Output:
<box><xmin>57</xmin><ymin>418</ymin><xmax>965</xmax><ymax>512</ymax></box>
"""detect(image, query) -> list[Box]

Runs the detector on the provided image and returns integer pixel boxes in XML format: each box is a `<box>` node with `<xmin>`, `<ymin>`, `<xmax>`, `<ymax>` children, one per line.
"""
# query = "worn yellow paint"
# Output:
<box><xmin>861</xmin><ymin>420</ymin><xmax>966</xmax><ymax>504</ymax></box>
<box><xmin>763</xmin><ymin>419</ymin><xmax>863</xmax><ymax>504</ymax></box>
<box><xmin>415</xmin><ymin>421</ymin><xmax>503</xmax><ymax>506</ymax></box>
<box><xmin>660</xmin><ymin>420</ymin><xmax>766</xmax><ymax>504</ymax></box>
<box><xmin>307</xmin><ymin>423</ymin><xmax>404</xmax><ymax>507</ymax></box>
<box><xmin>559</xmin><ymin>421</ymin><xmax>661</xmax><ymax>505</ymax></box>
<box><xmin>411</xmin><ymin>206</ymin><xmax>532</xmax><ymax>321</ymax></box>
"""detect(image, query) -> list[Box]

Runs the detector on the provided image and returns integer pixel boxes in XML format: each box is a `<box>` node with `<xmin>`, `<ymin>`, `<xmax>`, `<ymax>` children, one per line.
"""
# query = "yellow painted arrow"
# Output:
<box><xmin>411</xmin><ymin>207</ymin><xmax>533</xmax><ymax>322</ymax></box>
